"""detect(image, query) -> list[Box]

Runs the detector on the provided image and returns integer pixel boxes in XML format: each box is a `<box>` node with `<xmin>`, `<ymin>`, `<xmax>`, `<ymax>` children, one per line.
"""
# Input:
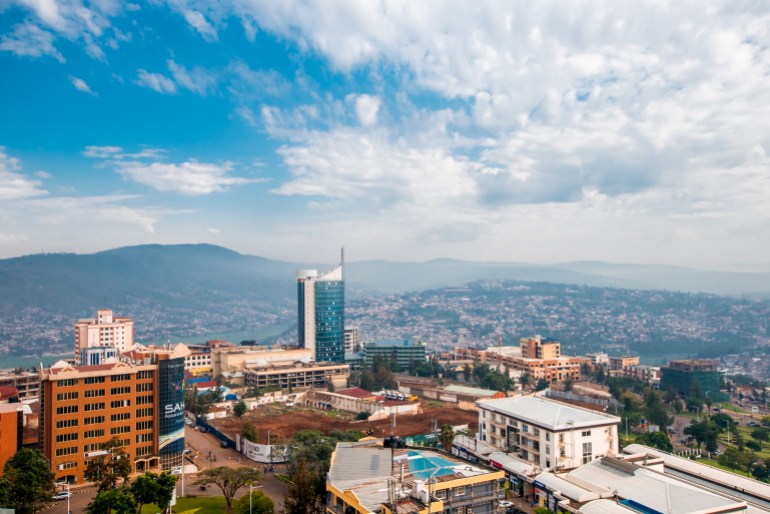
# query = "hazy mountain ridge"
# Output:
<box><xmin>1</xmin><ymin>244</ymin><xmax>769</xmax><ymax>362</ymax></box>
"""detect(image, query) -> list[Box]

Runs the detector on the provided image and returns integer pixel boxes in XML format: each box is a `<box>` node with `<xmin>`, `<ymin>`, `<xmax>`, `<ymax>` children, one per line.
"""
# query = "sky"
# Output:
<box><xmin>1</xmin><ymin>1</ymin><xmax>769</xmax><ymax>268</ymax></box>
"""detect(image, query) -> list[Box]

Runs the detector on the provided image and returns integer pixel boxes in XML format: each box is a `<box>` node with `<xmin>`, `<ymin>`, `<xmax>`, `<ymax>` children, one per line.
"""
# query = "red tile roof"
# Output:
<box><xmin>336</xmin><ymin>387</ymin><xmax>374</xmax><ymax>399</ymax></box>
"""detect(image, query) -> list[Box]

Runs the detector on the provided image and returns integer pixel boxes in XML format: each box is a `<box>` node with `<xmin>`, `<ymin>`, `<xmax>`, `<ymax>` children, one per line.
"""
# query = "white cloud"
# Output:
<box><xmin>0</xmin><ymin>23</ymin><xmax>64</xmax><ymax>62</ymax></box>
<box><xmin>167</xmin><ymin>60</ymin><xmax>218</xmax><ymax>95</ymax></box>
<box><xmin>0</xmin><ymin>147</ymin><xmax>48</xmax><ymax>200</ymax></box>
<box><xmin>69</xmin><ymin>75</ymin><xmax>96</xmax><ymax>95</ymax></box>
<box><xmin>136</xmin><ymin>69</ymin><xmax>177</xmax><ymax>94</ymax></box>
<box><xmin>352</xmin><ymin>94</ymin><xmax>381</xmax><ymax>127</ymax></box>
<box><xmin>181</xmin><ymin>9</ymin><xmax>218</xmax><ymax>42</ymax></box>
<box><xmin>83</xmin><ymin>145</ymin><xmax>123</xmax><ymax>158</ymax></box>
<box><xmin>116</xmin><ymin>160</ymin><xmax>257</xmax><ymax>196</ymax></box>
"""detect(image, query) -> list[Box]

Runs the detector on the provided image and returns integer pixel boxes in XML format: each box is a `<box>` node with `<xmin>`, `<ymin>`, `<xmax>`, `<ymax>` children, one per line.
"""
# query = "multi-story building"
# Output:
<box><xmin>585</xmin><ymin>352</ymin><xmax>609</xmax><ymax>366</ymax></box>
<box><xmin>344</xmin><ymin>326</ymin><xmax>360</xmax><ymax>354</ymax></box>
<box><xmin>297</xmin><ymin>254</ymin><xmax>345</xmax><ymax>362</ymax></box>
<box><xmin>243</xmin><ymin>361</ymin><xmax>349</xmax><ymax>391</ymax></box>
<box><xmin>79</xmin><ymin>346</ymin><xmax>117</xmax><ymax>366</ymax></box>
<box><xmin>660</xmin><ymin>359</ymin><xmax>728</xmax><ymax>401</ymax></box>
<box><xmin>0</xmin><ymin>369</ymin><xmax>40</xmax><ymax>399</ymax></box>
<box><xmin>74</xmin><ymin>309</ymin><xmax>134</xmax><ymax>362</ymax></box>
<box><xmin>363</xmin><ymin>339</ymin><xmax>427</xmax><ymax>372</ymax></box>
<box><xmin>456</xmin><ymin>342</ymin><xmax>581</xmax><ymax>384</ymax></box>
<box><xmin>40</xmin><ymin>346</ymin><xmax>186</xmax><ymax>484</ymax></box>
<box><xmin>477</xmin><ymin>396</ymin><xmax>620</xmax><ymax>471</ymax></box>
<box><xmin>609</xmin><ymin>356</ymin><xmax>639</xmax><ymax>371</ymax></box>
<box><xmin>211</xmin><ymin>346</ymin><xmax>313</xmax><ymax>380</ymax></box>
<box><xmin>0</xmin><ymin>404</ymin><xmax>23</xmax><ymax>473</ymax></box>
<box><xmin>326</xmin><ymin>441</ymin><xmax>504</xmax><ymax>514</ymax></box>
<box><xmin>621</xmin><ymin>365</ymin><xmax>661</xmax><ymax>386</ymax></box>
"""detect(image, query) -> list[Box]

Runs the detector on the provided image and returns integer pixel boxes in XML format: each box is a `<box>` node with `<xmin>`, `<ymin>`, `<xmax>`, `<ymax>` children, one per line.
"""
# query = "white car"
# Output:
<box><xmin>499</xmin><ymin>501</ymin><xmax>514</xmax><ymax>508</ymax></box>
<box><xmin>52</xmin><ymin>491</ymin><xmax>71</xmax><ymax>501</ymax></box>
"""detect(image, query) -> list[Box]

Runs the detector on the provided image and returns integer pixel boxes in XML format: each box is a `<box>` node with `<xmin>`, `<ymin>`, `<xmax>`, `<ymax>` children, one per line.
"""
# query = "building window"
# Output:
<box><xmin>137</xmin><ymin>383</ymin><xmax>153</xmax><ymax>392</ymax></box>
<box><xmin>56</xmin><ymin>405</ymin><xmax>78</xmax><ymax>415</ymax></box>
<box><xmin>136</xmin><ymin>433</ymin><xmax>153</xmax><ymax>443</ymax></box>
<box><xmin>56</xmin><ymin>391</ymin><xmax>78</xmax><ymax>401</ymax></box>
<box><xmin>111</xmin><ymin>374</ymin><xmax>132</xmax><ymax>382</ymax></box>
<box><xmin>581</xmin><ymin>430</ymin><xmax>591</xmax><ymax>437</ymax></box>
<box><xmin>84</xmin><ymin>416</ymin><xmax>105</xmax><ymax>425</ymax></box>
<box><xmin>85</xmin><ymin>376</ymin><xmax>106</xmax><ymax>384</ymax></box>
<box><xmin>55</xmin><ymin>446</ymin><xmax>78</xmax><ymax>457</ymax></box>
<box><xmin>454</xmin><ymin>486</ymin><xmax>466</xmax><ymax>497</ymax></box>
<box><xmin>111</xmin><ymin>425</ymin><xmax>131</xmax><ymax>435</ymax></box>
<box><xmin>111</xmin><ymin>399</ymin><xmax>131</xmax><ymax>408</ymax></box>
<box><xmin>136</xmin><ymin>395</ymin><xmax>153</xmax><ymax>405</ymax></box>
<box><xmin>582</xmin><ymin>442</ymin><xmax>593</xmax><ymax>464</ymax></box>
<box><xmin>111</xmin><ymin>412</ymin><xmax>131</xmax><ymax>422</ymax></box>
<box><xmin>137</xmin><ymin>370</ymin><xmax>154</xmax><ymax>380</ymax></box>
<box><xmin>85</xmin><ymin>389</ymin><xmax>105</xmax><ymax>398</ymax></box>
<box><xmin>56</xmin><ymin>432</ymin><xmax>79</xmax><ymax>443</ymax></box>
<box><xmin>84</xmin><ymin>402</ymin><xmax>105</xmax><ymax>411</ymax></box>
<box><xmin>435</xmin><ymin>490</ymin><xmax>446</xmax><ymax>500</ymax></box>
<box><xmin>110</xmin><ymin>386</ymin><xmax>131</xmax><ymax>395</ymax></box>
<box><xmin>136</xmin><ymin>420</ymin><xmax>154</xmax><ymax>431</ymax></box>
<box><xmin>84</xmin><ymin>429</ymin><xmax>105</xmax><ymax>438</ymax></box>
<box><xmin>58</xmin><ymin>379</ymin><xmax>77</xmax><ymax>387</ymax></box>
<box><xmin>136</xmin><ymin>407</ymin><xmax>153</xmax><ymax>418</ymax></box>
<box><xmin>56</xmin><ymin>419</ymin><xmax>78</xmax><ymax>429</ymax></box>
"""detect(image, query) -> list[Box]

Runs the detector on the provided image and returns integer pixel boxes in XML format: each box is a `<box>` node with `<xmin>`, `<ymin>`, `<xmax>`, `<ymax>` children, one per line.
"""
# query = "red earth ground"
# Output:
<box><xmin>210</xmin><ymin>403</ymin><xmax>479</xmax><ymax>444</ymax></box>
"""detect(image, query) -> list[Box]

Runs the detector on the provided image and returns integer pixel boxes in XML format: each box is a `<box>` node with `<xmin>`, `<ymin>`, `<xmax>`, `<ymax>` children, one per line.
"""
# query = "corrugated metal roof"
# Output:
<box><xmin>478</xmin><ymin>396</ymin><xmax>620</xmax><ymax>429</ymax></box>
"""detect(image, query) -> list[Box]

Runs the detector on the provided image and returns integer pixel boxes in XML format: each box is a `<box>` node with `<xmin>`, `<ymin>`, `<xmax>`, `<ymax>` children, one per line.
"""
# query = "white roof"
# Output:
<box><xmin>623</xmin><ymin>444</ymin><xmax>770</xmax><ymax>503</ymax></box>
<box><xmin>478</xmin><ymin>396</ymin><xmax>621</xmax><ymax>430</ymax></box>
<box><xmin>535</xmin><ymin>472</ymin><xmax>600</xmax><ymax>503</ymax></box>
<box><xmin>568</xmin><ymin>458</ymin><xmax>746</xmax><ymax>514</ymax></box>
<box><xmin>580</xmin><ymin>499</ymin><xmax>637</xmax><ymax>514</ymax></box>
<box><xmin>488</xmin><ymin>452</ymin><xmax>537</xmax><ymax>475</ymax></box>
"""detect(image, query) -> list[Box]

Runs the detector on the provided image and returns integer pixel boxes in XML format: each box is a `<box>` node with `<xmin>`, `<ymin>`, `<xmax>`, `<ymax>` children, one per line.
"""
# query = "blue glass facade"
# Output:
<box><xmin>297</xmin><ymin>282</ymin><xmax>306</xmax><ymax>346</ymax></box>
<box><xmin>314</xmin><ymin>280</ymin><xmax>345</xmax><ymax>362</ymax></box>
<box><xmin>158</xmin><ymin>357</ymin><xmax>185</xmax><ymax>470</ymax></box>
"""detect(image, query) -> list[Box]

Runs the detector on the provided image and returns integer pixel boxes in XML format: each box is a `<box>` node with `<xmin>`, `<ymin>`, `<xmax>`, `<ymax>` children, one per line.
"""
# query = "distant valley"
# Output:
<box><xmin>1</xmin><ymin>244</ymin><xmax>769</xmax><ymax>366</ymax></box>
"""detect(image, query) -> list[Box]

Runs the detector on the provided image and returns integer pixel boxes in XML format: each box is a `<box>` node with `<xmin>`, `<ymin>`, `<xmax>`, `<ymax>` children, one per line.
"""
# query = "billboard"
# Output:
<box><xmin>159</xmin><ymin>358</ymin><xmax>185</xmax><ymax>457</ymax></box>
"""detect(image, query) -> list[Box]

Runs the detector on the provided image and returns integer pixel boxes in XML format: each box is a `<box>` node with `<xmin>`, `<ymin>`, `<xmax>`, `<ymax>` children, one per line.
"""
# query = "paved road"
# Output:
<box><xmin>45</xmin><ymin>426</ymin><xmax>288</xmax><ymax>514</ymax></box>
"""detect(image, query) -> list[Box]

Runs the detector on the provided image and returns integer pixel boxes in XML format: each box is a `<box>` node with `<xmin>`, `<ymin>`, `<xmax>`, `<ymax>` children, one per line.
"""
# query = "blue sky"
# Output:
<box><xmin>1</xmin><ymin>1</ymin><xmax>769</xmax><ymax>268</ymax></box>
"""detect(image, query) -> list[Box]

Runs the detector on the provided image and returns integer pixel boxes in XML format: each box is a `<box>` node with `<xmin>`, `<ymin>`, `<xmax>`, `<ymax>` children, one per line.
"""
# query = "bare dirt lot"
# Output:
<box><xmin>210</xmin><ymin>403</ymin><xmax>479</xmax><ymax>444</ymax></box>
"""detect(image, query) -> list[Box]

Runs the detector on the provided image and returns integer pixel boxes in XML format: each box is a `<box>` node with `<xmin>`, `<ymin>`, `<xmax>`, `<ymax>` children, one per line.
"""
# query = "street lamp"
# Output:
<box><xmin>249</xmin><ymin>482</ymin><xmax>264</xmax><ymax>514</ymax></box>
<box><xmin>724</xmin><ymin>420</ymin><xmax>730</xmax><ymax>445</ymax></box>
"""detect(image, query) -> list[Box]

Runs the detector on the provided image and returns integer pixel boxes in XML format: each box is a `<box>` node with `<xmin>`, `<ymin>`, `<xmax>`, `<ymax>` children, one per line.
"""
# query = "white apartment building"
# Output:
<box><xmin>477</xmin><ymin>396</ymin><xmax>621</xmax><ymax>471</ymax></box>
<box><xmin>74</xmin><ymin>309</ymin><xmax>134</xmax><ymax>360</ymax></box>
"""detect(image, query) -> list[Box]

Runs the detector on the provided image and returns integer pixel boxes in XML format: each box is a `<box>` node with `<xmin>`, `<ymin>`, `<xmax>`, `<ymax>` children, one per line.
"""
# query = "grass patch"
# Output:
<box><xmin>720</xmin><ymin>403</ymin><xmax>750</xmax><ymax>414</ymax></box>
<box><xmin>697</xmin><ymin>457</ymin><xmax>753</xmax><ymax>478</ymax></box>
<box><xmin>140</xmin><ymin>496</ymin><xmax>228</xmax><ymax>514</ymax></box>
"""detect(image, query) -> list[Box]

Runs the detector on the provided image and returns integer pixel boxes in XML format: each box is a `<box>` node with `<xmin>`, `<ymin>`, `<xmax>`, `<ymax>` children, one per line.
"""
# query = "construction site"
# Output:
<box><xmin>209</xmin><ymin>402</ymin><xmax>479</xmax><ymax>444</ymax></box>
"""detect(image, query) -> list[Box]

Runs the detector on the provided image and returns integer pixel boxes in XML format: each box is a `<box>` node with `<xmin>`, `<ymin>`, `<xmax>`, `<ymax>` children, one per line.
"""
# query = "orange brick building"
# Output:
<box><xmin>40</xmin><ymin>346</ymin><xmax>186</xmax><ymax>485</ymax></box>
<box><xmin>0</xmin><ymin>404</ymin><xmax>23</xmax><ymax>473</ymax></box>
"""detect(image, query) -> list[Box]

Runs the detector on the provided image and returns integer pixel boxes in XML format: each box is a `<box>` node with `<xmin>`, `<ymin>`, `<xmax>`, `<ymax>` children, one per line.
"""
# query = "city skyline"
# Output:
<box><xmin>1</xmin><ymin>2</ymin><xmax>770</xmax><ymax>268</ymax></box>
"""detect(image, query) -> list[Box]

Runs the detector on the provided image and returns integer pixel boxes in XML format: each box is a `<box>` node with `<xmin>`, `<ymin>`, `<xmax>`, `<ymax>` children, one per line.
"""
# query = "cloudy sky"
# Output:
<box><xmin>1</xmin><ymin>1</ymin><xmax>769</xmax><ymax>267</ymax></box>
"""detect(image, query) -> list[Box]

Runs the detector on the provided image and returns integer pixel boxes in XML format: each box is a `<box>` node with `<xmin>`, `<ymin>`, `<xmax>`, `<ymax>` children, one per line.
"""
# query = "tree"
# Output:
<box><xmin>1</xmin><ymin>448</ymin><xmax>55</xmax><ymax>514</ymax></box>
<box><xmin>129</xmin><ymin>472</ymin><xmax>176</xmax><ymax>514</ymax></box>
<box><xmin>238</xmin><ymin>490</ymin><xmax>274</xmax><ymax>514</ymax></box>
<box><xmin>704</xmin><ymin>396</ymin><xmax>714</xmax><ymax>414</ymax></box>
<box><xmin>194</xmin><ymin>466</ymin><xmax>261</xmax><ymax>510</ymax></box>
<box><xmin>746</xmin><ymin>440</ymin><xmax>762</xmax><ymax>452</ymax></box>
<box><xmin>439</xmin><ymin>424</ymin><xmax>455</xmax><ymax>452</ymax></box>
<box><xmin>234</xmin><ymin>401</ymin><xmax>248</xmax><ymax>417</ymax></box>
<box><xmin>284</xmin><ymin>459</ymin><xmax>322</xmax><ymax>514</ymax></box>
<box><xmin>535</xmin><ymin>378</ymin><xmax>549</xmax><ymax>391</ymax></box>
<box><xmin>751</xmin><ymin>428</ymin><xmax>770</xmax><ymax>442</ymax></box>
<box><xmin>243</xmin><ymin>421</ymin><xmax>259</xmax><ymax>443</ymax></box>
<box><xmin>462</xmin><ymin>365</ymin><xmax>471</xmax><ymax>382</ymax></box>
<box><xmin>86</xmin><ymin>488</ymin><xmax>136</xmax><ymax>514</ymax></box>
<box><xmin>636</xmin><ymin>431</ymin><xmax>673</xmax><ymax>452</ymax></box>
<box><xmin>519</xmin><ymin>373</ymin><xmax>530</xmax><ymax>389</ymax></box>
<box><xmin>751</xmin><ymin>460</ymin><xmax>769</xmax><ymax>482</ymax></box>
<box><xmin>563</xmin><ymin>377</ymin><xmax>574</xmax><ymax>392</ymax></box>
<box><xmin>85</xmin><ymin>437</ymin><xmax>132</xmax><ymax>492</ymax></box>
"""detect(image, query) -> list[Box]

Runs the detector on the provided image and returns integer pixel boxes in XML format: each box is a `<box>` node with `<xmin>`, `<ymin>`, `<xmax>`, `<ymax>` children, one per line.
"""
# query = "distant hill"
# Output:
<box><xmin>1</xmin><ymin>243</ymin><xmax>770</xmax><ymax>362</ymax></box>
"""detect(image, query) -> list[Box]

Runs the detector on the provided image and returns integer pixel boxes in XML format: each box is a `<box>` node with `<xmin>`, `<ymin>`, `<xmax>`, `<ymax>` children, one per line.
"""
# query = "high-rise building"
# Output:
<box><xmin>343</xmin><ymin>326</ymin><xmax>360</xmax><ymax>354</ymax></box>
<box><xmin>297</xmin><ymin>252</ymin><xmax>345</xmax><ymax>362</ymax></box>
<box><xmin>362</xmin><ymin>339</ymin><xmax>427</xmax><ymax>372</ymax></box>
<box><xmin>40</xmin><ymin>345</ymin><xmax>186</xmax><ymax>485</ymax></box>
<box><xmin>74</xmin><ymin>309</ymin><xmax>134</xmax><ymax>362</ymax></box>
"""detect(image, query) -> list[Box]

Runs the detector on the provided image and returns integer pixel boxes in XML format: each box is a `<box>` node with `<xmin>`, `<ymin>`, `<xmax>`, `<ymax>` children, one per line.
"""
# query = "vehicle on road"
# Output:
<box><xmin>52</xmin><ymin>491</ymin><xmax>71</xmax><ymax>501</ymax></box>
<box><xmin>499</xmin><ymin>501</ymin><xmax>514</xmax><ymax>508</ymax></box>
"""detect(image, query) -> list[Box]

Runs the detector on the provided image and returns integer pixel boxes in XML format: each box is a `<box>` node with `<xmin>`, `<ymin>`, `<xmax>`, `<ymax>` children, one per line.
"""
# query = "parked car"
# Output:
<box><xmin>499</xmin><ymin>501</ymin><xmax>514</xmax><ymax>509</ymax></box>
<box><xmin>52</xmin><ymin>491</ymin><xmax>71</xmax><ymax>501</ymax></box>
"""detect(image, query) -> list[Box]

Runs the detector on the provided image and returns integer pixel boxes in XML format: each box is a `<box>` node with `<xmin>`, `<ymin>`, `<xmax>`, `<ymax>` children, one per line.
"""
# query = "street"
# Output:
<box><xmin>44</xmin><ymin>426</ymin><xmax>288</xmax><ymax>514</ymax></box>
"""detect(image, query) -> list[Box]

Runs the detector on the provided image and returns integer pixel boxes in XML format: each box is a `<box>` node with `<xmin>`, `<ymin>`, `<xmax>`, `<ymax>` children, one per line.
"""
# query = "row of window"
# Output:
<box><xmin>56</xmin><ymin>391</ymin><xmax>78</xmax><ymax>401</ymax></box>
<box><xmin>56</xmin><ymin>419</ymin><xmax>78</xmax><ymax>429</ymax></box>
<box><xmin>56</xmin><ymin>432</ymin><xmax>78</xmax><ymax>443</ymax></box>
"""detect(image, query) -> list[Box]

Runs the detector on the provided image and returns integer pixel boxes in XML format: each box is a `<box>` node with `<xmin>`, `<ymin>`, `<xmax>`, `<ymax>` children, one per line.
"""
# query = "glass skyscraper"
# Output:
<box><xmin>297</xmin><ymin>254</ymin><xmax>345</xmax><ymax>363</ymax></box>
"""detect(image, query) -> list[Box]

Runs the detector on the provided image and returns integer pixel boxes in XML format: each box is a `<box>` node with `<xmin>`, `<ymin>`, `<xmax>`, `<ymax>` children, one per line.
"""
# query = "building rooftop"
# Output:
<box><xmin>366</xmin><ymin>339</ymin><xmax>424</xmax><ymax>348</ymax></box>
<box><xmin>478</xmin><ymin>395</ymin><xmax>621</xmax><ymax>430</ymax></box>
<box><xmin>567</xmin><ymin>457</ymin><xmax>746</xmax><ymax>514</ymax></box>
<box><xmin>443</xmin><ymin>384</ymin><xmax>502</xmax><ymax>397</ymax></box>
<box><xmin>337</xmin><ymin>387</ymin><xmax>375</xmax><ymax>399</ymax></box>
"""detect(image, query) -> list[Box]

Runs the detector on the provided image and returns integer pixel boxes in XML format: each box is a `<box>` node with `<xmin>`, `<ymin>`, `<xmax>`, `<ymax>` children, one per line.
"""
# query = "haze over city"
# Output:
<box><xmin>1</xmin><ymin>2</ymin><xmax>769</xmax><ymax>267</ymax></box>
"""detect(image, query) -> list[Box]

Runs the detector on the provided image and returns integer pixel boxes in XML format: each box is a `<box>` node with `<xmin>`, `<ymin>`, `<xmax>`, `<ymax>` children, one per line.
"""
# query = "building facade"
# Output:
<box><xmin>0</xmin><ymin>369</ymin><xmax>40</xmax><ymax>399</ymax></box>
<box><xmin>297</xmin><ymin>257</ymin><xmax>345</xmax><ymax>363</ymax></box>
<box><xmin>74</xmin><ymin>309</ymin><xmax>134</xmax><ymax>361</ymax></box>
<box><xmin>40</xmin><ymin>348</ymin><xmax>185</xmax><ymax>484</ymax></box>
<box><xmin>477</xmin><ymin>396</ymin><xmax>620</xmax><ymax>471</ymax></box>
<box><xmin>344</xmin><ymin>326</ymin><xmax>360</xmax><ymax>354</ymax></box>
<box><xmin>243</xmin><ymin>362</ymin><xmax>349</xmax><ymax>391</ymax></box>
<box><xmin>660</xmin><ymin>359</ymin><xmax>728</xmax><ymax>401</ymax></box>
<box><xmin>363</xmin><ymin>339</ymin><xmax>427</xmax><ymax>372</ymax></box>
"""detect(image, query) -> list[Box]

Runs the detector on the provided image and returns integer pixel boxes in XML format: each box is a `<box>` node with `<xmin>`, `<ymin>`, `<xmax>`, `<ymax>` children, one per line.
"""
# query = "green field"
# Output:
<box><xmin>140</xmin><ymin>496</ymin><xmax>228</xmax><ymax>514</ymax></box>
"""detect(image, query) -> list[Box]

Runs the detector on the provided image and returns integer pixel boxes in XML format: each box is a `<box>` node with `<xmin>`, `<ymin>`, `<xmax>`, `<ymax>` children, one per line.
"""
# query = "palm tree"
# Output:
<box><xmin>439</xmin><ymin>424</ymin><xmax>455</xmax><ymax>452</ymax></box>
